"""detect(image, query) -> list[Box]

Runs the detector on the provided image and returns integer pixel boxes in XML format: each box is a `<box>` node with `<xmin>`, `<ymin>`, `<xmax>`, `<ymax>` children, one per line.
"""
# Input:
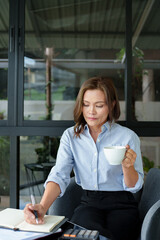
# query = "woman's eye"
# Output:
<box><xmin>96</xmin><ymin>105</ymin><xmax>103</xmax><ymax>108</ymax></box>
<box><xmin>83</xmin><ymin>103</ymin><xmax>89</xmax><ymax>107</ymax></box>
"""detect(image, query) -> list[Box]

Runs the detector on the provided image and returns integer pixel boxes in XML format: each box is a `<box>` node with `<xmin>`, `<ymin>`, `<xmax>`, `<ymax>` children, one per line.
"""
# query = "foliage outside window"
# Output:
<box><xmin>0</xmin><ymin>137</ymin><xmax>10</xmax><ymax>195</ymax></box>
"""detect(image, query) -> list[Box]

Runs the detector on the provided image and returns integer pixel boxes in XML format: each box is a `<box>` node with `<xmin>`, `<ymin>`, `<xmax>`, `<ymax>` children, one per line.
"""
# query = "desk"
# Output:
<box><xmin>0</xmin><ymin>221</ymin><xmax>91</xmax><ymax>240</ymax></box>
<box><xmin>0</xmin><ymin>219</ymin><xmax>100</xmax><ymax>240</ymax></box>
<box><xmin>0</xmin><ymin>222</ymin><xmax>63</xmax><ymax>240</ymax></box>
<box><xmin>24</xmin><ymin>162</ymin><xmax>55</xmax><ymax>197</ymax></box>
<box><xmin>35</xmin><ymin>221</ymin><xmax>87</xmax><ymax>240</ymax></box>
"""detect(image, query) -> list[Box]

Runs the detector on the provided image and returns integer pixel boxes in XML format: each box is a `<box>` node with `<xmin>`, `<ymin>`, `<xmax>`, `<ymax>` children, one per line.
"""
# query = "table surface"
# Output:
<box><xmin>0</xmin><ymin>221</ymin><xmax>99</xmax><ymax>240</ymax></box>
<box><xmin>24</xmin><ymin>162</ymin><xmax>55</xmax><ymax>171</ymax></box>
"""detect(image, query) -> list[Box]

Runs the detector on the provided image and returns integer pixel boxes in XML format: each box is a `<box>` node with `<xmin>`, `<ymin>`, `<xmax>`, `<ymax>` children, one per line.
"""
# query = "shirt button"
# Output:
<box><xmin>94</xmin><ymin>185</ymin><xmax>97</xmax><ymax>188</ymax></box>
<box><xmin>94</xmin><ymin>169</ymin><xmax>97</xmax><ymax>172</ymax></box>
<box><xmin>94</xmin><ymin>152</ymin><xmax>97</xmax><ymax>156</ymax></box>
<box><xmin>97</xmin><ymin>138</ymin><xmax>100</xmax><ymax>142</ymax></box>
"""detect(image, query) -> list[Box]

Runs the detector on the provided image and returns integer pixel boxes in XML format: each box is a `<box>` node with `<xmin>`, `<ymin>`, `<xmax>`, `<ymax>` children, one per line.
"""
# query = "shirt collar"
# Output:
<box><xmin>102</xmin><ymin>122</ymin><xmax>111</xmax><ymax>131</ymax></box>
<box><xmin>84</xmin><ymin>121</ymin><xmax>113</xmax><ymax>132</ymax></box>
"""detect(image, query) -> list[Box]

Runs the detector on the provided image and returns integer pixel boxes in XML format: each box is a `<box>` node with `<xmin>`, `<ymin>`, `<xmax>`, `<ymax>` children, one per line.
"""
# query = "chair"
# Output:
<box><xmin>141</xmin><ymin>199</ymin><xmax>160</xmax><ymax>240</ymax></box>
<box><xmin>49</xmin><ymin>168</ymin><xmax>160</xmax><ymax>239</ymax></box>
<box><xmin>138</xmin><ymin>168</ymin><xmax>160</xmax><ymax>224</ymax></box>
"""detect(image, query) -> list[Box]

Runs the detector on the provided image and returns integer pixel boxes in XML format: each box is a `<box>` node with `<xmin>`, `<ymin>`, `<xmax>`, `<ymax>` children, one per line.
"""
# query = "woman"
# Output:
<box><xmin>24</xmin><ymin>77</ymin><xmax>144</xmax><ymax>240</ymax></box>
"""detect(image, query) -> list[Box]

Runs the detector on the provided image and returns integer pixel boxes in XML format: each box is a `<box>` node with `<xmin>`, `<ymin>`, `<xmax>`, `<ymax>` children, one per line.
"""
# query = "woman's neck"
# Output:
<box><xmin>89</xmin><ymin>126</ymin><xmax>102</xmax><ymax>143</ymax></box>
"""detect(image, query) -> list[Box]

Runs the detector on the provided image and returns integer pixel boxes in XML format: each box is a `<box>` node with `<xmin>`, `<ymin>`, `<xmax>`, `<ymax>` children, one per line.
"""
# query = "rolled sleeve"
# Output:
<box><xmin>122</xmin><ymin>172</ymin><xmax>144</xmax><ymax>193</ymax></box>
<box><xmin>122</xmin><ymin>132</ymin><xmax>144</xmax><ymax>193</ymax></box>
<box><xmin>44</xmin><ymin>129</ymin><xmax>74</xmax><ymax>197</ymax></box>
<box><xmin>44</xmin><ymin>167</ymin><xmax>70</xmax><ymax>197</ymax></box>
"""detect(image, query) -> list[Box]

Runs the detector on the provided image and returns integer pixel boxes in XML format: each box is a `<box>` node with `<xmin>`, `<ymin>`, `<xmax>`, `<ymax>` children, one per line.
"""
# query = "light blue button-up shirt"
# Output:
<box><xmin>45</xmin><ymin>122</ymin><xmax>144</xmax><ymax>196</ymax></box>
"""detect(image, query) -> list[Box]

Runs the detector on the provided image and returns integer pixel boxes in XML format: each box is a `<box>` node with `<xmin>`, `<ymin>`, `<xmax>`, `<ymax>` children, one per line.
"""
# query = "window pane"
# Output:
<box><xmin>24</xmin><ymin>0</ymin><xmax>125</xmax><ymax>121</ymax></box>
<box><xmin>20</xmin><ymin>136</ymin><xmax>60</xmax><ymax>208</ymax></box>
<box><xmin>132</xmin><ymin>0</ymin><xmax>160</xmax><ymax>121</ymax></box>
<box><xmin>0</xmin><ymin>0</ymin><xmax>9</xmax><ymax>120</ymax></box>
<box><xmin>0</xmin><ymin>137</ymin><xmax>10</xmax><ymax>210</ymax></box>
<box><xmin>140</xmin><ymin>137</ymin><xmax>160</xmax><ymax>174</ymax></box>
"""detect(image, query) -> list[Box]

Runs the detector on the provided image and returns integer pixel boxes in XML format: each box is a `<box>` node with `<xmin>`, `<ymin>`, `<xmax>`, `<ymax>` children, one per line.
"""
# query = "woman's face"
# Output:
<box><xmin>82</xmin><ymin>89</ymin><xmax>109</xmax><ymax>131</ymax></box>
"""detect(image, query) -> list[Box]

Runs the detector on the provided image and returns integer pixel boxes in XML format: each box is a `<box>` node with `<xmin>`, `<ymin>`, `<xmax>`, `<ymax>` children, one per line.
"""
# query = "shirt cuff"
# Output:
<box><xmin>122</xmin><ymin>173</ymin><xmax>144</xmax><ymax>193</ymax></box>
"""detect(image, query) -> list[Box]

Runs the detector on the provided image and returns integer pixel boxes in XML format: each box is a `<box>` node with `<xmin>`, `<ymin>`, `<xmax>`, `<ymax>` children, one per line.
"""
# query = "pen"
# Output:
<box><xmin>30</xmin><ymin>194</ymin><xmax>39</xmax><ymax>224</ymax></box>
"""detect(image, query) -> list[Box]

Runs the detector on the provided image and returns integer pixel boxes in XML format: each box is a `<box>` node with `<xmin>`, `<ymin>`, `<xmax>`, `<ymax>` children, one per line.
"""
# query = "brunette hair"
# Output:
<box><xmin>73</xmin><ymin>76</ymin><xmax>120</xmax><ymax>137</ymax></box>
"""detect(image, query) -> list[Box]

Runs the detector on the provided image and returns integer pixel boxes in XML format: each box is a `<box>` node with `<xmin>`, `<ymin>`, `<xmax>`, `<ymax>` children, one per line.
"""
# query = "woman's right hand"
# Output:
<box><xmin>24</xmin><ymin>203</ymin><xmax>46</xmax><ymax>224</ymax></box>
<box><xmin>24</xmin><ymin>181</ymin><xmax>61</xmax><ymax>224</ymax></box>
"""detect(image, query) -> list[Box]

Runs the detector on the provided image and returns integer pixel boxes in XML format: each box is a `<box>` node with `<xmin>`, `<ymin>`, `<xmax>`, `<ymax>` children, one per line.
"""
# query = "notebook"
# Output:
<box><xmin>0</xmin><ymin>208</ymin><xmax>66</xmax><ymax>233</ymax></box>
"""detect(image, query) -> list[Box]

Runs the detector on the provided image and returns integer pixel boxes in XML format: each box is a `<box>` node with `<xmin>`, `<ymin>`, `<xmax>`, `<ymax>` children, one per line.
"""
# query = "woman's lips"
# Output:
<box><xmin>88</xmin><ymin>117</ymin><xmax>97</xmax><ymax>120</ymax></box>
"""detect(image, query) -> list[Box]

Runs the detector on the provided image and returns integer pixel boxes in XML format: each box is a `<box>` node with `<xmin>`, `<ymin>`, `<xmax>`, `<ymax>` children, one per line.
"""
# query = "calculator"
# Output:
<box><xmin>60</xmin><ymin>227</ymin><xmax>99</xmax><ymax>240</ymax></box>
<box><xmin>59</xmin><ymin>220</ymin><xmax>99</xmax><ymax>240</ymax></box>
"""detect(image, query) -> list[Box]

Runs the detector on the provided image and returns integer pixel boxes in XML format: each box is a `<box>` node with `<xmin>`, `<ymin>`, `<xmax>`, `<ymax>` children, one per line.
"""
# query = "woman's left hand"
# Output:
<box><xmin>122</xmin><ymin>144</ymin><xmax>137</xmax><ymax>168</ymax></box>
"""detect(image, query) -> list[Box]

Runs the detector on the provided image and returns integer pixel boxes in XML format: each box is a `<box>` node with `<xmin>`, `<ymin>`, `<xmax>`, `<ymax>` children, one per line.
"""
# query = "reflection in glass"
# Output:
<box><xmin>0</xmin><ymin>0</ymin><xmax>9</xmax><ymax>120</ymax></box>
<box><xmin>132</xmin><ymin>0</ymin><xmax>160</xmax><ymax>121</ymax></box>
<box><xmin>19</xmin><ymin>136</ymin><xmax>60</xmax><ymax>209</ymax></box>
<box><xmin>0</xmin><ymin>136</ymin><xmax>10</xmax><ymax>210</ymax></box>
<box><xmin>24</xmin><ymin>0</ymin><xmax>125</xmax><ymax>120</ymax></box>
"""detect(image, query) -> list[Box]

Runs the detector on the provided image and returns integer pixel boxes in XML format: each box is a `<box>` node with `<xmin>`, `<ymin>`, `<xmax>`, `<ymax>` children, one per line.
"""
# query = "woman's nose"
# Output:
<box><xmin>89</xmin><ymin>105</ymin><xmax>96</xmax><ymax>114</ymax></box>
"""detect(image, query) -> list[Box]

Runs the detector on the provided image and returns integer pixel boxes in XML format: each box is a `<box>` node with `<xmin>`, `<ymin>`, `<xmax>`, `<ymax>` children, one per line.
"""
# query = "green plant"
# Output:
<box><xmin>116</xmin><ymin>46</ymin><xmax>145</xmax><ymax>120</ymax></box>
<box><xmin>35</xmin><ymin>137</ymin><xmax>60</xmax><ymax>164</ymax></box>
<box><xmin>35</xmin><ymin>147</ymin><xmax>50</xmax><ymax>164</ymax></box>
<box><xmin>0</xmin><ymin>176</ymin><xmax>9</xmax><ymax>195</ymax></box>
<box><xmin>0</xmin><ymin>111</ymin><xmax>5</xmax><ymax>119</ymax></box>
<box><xmin>50</xmin><ymin>137</ymin><xmax>60</xmax><ymax>159</ymax></box>
<box><xmin>142</xmin><ymin>155</ymin><xmax>154</xmax><ymax>174</ymax></box>
<box><xmin>0</xmin><ymin>137</ymin><xmax>10</xmax><ymax>195</ymax></box>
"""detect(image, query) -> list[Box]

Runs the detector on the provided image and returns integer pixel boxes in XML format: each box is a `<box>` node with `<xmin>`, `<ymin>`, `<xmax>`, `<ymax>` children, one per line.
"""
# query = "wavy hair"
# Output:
<box><xmin>73</xmin><ymin>77</ymin><xmax>120</xmax><ymax>137</ymax></box>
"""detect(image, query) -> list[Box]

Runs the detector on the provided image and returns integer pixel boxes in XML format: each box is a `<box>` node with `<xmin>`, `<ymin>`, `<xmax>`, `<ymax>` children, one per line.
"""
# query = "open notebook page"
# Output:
<box><xmin>0</xmin><ymin>208</ymin><xmax>24</xmax><ymax>229</ymax></box>
<box><xmin>17</xmin><ymin>215</ymin><xmax>65</xmax><ymax>233</ymax></box>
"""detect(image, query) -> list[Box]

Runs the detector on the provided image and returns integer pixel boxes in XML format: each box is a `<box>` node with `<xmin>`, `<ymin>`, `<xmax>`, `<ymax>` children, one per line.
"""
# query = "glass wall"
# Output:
<box><xmin>0</xmin><ymin>0</ymin><xmax>9</xmax><ymax>210</ymax></box>
<box><xmin>0</xmin><ymin>0</ymin><xmax>9</xmax><ymax>120</ymax></box>
<box><xmin>0</xmin><ymin>137</ymin><xmax>10</xmax><ymax>210</ymax></box>
<box><xmin>140</xmin><ymin>136</ymin><xmax>160</xmax><ymax>174</ymax></box>
<box><xmin>19</xmin><ymin>136</ymin><xmax>60</xmax><ymax>208</ymax></box>
<box><xmin>132</xmin><ymin>0</ymin><xmax>160</xmax><ymax>121</ymax></box>
<box><xmin>132</xmin><ymin>1</ymin><xmax>160</xmax><ymax>179</ymax></box>
<box><xmin>24</xmin><ymin>0</ymin><xmax>125</xmax><ymax>121</ymax></box>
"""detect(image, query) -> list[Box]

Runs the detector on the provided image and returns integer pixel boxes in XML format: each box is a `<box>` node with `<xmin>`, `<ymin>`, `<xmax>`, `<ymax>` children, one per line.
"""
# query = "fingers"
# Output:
<box><xmin>126</xmin><ymin>149</ymin><xmax>137</xmax><ymax>160</ymax></box>
<box><xmin>24</xmin><ymin>203</ymin><xmax>35</xmax><ymax>224</ymax></box>
<box><xmin>24</xmin><ymin>203</ymin><xmax>44</xmax><ymax>224</ymax></box>
<box><xmin>122</xmin><ymin>147</ymin><xmax>137</xmax><ymax>168</ymax></box>
<box><xmin>125</xmin><ymin>144</ymin><xmax>130</xmax><ymax>150</ymax></box>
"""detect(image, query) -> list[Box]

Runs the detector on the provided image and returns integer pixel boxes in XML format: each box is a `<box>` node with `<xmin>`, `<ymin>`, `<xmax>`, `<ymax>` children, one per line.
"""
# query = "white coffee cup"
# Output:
<box><xmin>103</xmin><ymin>146</ymin><xmax>126</xmax><ymax>165</ymax></box>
